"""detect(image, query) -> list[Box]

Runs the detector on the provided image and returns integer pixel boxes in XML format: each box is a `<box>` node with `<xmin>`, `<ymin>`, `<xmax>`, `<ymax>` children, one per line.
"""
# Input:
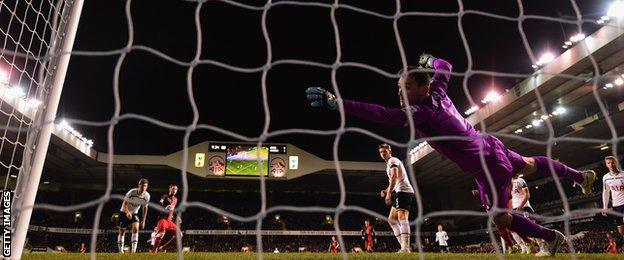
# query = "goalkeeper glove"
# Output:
<box><xmin>419</xmin><ymin>53</ymin><xmax>435</xmax><ymax>68</ymax></box>
<box><xmin>305</xmin><ymin>87</ymin><xmax>338</xmax><ymax>110</ymax></box>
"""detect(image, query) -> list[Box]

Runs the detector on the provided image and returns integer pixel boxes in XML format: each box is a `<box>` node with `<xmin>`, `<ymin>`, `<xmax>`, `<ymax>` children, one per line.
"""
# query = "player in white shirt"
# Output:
<box><xmin>602</xmin><ymin>156</ymin><xmax>624</xmax><ymax>237</ymax></box>
<box><xmin>511</xmin><ymin>176</ymin><xmax>533</xmax><ymax>213</ymax></box>
<box><xmin>510</xmin><ymin>175</ymin><xmax>535</xmax><ymax>254</ymax></box>
<box><xmin>378</xmin><ymin>144</ymin><xmax>415</xmax><ymax>253</ymax></box>
<box><xmin>117</xmin><ymin>178</ymin><xmax>151</xmax><ymax>253</ymax></box>
<box><xmin>435</xmin><ymin>224</ymin><xmax>449</xmax><ymax>252</ymax></box>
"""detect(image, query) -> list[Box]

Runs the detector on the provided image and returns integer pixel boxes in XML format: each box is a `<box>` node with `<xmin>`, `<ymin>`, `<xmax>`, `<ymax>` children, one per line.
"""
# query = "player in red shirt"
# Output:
<box><xmin>361</xmin><ymin>220</ymin><xmax>376</xmax><ymax>252</ymax></box>
<box><xmin>328</xmin><ymin>236</ymin><xmax>339</xmax><ymax>253</ymax></box>
<box><xmin>151</xmin><ymin>184</ymin><xmax>180</xmax><ymax>253</ymax></box>
<box><xmin>608</xmin><ymin>234</ymin><xmax>618</xmax><ymax>254</ymax></box>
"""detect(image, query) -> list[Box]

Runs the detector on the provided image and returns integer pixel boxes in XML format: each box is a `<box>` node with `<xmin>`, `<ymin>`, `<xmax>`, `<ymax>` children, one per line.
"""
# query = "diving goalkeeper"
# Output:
<box><xmin>305</xmin><ymin>54</ymin><xmax>596</xmax><ymax>257</ymax></box>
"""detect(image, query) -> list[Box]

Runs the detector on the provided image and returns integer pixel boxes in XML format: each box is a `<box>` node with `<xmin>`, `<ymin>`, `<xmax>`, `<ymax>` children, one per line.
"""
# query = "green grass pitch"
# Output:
<box><xmin>20</xmin><ymin>253</ymin><xmax>620</xmax><ymax>259</ymax></box>
<box><xmin>226</xmin><ymin>160</ymin><xmax>268</xmax><ymax>176</ymax></box>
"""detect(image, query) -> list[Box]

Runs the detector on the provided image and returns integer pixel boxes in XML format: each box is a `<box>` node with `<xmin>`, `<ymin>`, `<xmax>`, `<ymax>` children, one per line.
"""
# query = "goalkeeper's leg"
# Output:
<box><xmin>478</xmin><ymin>175</ymin><xmax>563</xmax><ymax>256</ymax></box>
<box><xmin>518</xmin><ymin>155</ymin><xmax>596</xmax><ymax>195</ymax></box>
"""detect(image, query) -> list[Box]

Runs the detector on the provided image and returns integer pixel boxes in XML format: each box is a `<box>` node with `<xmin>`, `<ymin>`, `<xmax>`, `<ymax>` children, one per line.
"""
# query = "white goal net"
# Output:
<box><xmin>2</xmin><ymin>0</ymin><xmax>624</xmax><ymax>259</ymax></box>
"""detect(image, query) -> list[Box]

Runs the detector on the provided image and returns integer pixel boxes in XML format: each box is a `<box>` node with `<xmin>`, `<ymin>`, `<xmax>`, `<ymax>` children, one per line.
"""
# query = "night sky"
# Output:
<box><xmin>59</xmin><ymin>0</ymin><xmax>610</xmax><ymax>162</ymax></box>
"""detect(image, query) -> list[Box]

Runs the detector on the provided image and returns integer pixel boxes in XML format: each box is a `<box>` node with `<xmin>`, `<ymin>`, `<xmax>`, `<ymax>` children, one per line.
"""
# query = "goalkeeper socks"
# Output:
<box><xmin>399</xmin><ymin>219</ymin><xmax>411</xmax><ymax>249</ymax></box>
<box><xmin>389</xmin><ymin>221</ymin><xmax>402</xmax><ymax>248</ymax></box>
<box><xmin>533</xmin><ymin>156</ymin><xmax>583</xmax><ymax>183</ymax></box>
<box><xmin>508</xmin><ymin>213</ymin><xmax>556</xmax><ymax>242</ymax></box>
<box><xmin>117</xmin><ymin>234</ymin><xmax>124</xmax><ymax>253</ymax></box>
<box><xmin>131</xmin><ymin>232</ymin><xmax>139</xmax><ymax>253</ymax></box>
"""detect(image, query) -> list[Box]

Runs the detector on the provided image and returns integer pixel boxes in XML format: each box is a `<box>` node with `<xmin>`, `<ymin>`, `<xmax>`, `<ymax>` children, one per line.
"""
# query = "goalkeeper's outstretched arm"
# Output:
<box><xmin>343</xmin><ymin>99</ymin><xmax>409</xmax><ymax>126</ymax></box>
<box><xmin>306</xmin><ymin>87</ymin><xmax>427</xmax><ymax>126</ymax></box>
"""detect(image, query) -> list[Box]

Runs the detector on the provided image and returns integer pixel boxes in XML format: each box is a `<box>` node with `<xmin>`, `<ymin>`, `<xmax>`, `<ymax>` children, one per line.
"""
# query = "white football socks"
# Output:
<box><xmin>399</xmin><ymin>219</ymin><xmax>411</xmax><ymax>250</ymax></box>
<box><xmin>117</xmin><ymin>234</ymin><xmax>124</xmax><ymax>253</ymax></box>
<box><xmin>389</xmin><ymin>221</ymin><xmax>402</xmax><ymax>248</ymax></box>
<box><xmin>131</xmin><ymin>232</ymin><xmax>139</xmax><ymax>253</ymax></box>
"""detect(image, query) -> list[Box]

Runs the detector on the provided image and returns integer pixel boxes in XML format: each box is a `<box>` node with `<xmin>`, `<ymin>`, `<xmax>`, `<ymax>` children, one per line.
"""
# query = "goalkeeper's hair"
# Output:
<box><xmin>378</xmin><ymin>143</ymin><xmax>391</xmax><ymax>150</ymax></box>
<box><xmin>605</xmin><ymin>156</ymin><xmax>618</xmax><ymax>162</ymax></box>
<box><xmin>398</xmin><ymin>66</ymin><xmax>431</xmax><ymax>88</ymax></box>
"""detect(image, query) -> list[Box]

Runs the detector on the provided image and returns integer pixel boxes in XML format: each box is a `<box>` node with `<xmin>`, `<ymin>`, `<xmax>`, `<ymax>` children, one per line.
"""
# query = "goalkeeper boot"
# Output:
<box><xmin>535</xmin><ymin>230</ymin><xmax>565</xmax><ymax>257</ymax></box>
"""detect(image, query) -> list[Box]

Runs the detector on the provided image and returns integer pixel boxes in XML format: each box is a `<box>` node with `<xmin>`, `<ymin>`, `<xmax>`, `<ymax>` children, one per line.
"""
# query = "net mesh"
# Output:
<box><xmin>0</xmin><ymin>0</ymin><xmax>67</xmax><ymax>189</ymax></box>
<box><xmin>2</xmin><ymin>0</ymin><xmax>623</xmax><ymax>259</ymax></box>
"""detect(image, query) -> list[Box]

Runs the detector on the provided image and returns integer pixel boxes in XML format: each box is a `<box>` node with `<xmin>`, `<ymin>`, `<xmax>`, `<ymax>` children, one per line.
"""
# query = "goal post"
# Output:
<box><xmin>7</xmin><ymin>0</ymin><xmax>85</xmax><ymax>258</ymax></box>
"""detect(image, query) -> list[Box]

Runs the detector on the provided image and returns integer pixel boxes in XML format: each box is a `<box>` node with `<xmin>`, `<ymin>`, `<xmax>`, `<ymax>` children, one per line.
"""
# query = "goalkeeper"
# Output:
<box><xmin>305</xmin><ymin>54</ymin><xmax>596</xmax><ymax>257</ymax></box>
